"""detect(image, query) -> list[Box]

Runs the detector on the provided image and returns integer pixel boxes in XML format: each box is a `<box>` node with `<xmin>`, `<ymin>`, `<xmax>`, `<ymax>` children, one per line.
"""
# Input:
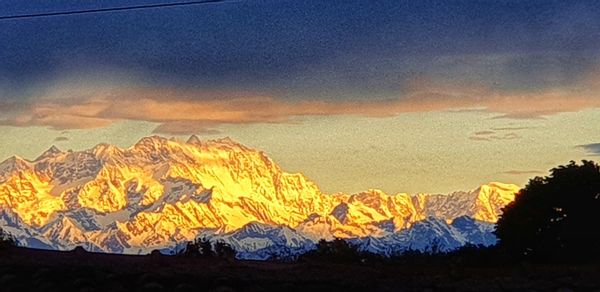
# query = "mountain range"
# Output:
<box><xmin>0</xmin><ymin>135</ymin><xmax>519</xmax><ymax>259</ymax></box>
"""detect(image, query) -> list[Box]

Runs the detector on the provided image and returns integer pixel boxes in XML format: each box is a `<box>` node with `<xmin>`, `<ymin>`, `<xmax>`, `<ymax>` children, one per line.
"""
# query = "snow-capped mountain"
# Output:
<box><xmin>350</xmin><ymin>216</ymin><xmax>498</xmax><ymax>256</ymax></box>
<box><xmin>200</xmin><ymin>221</ymin><xmax>316</xmax><ymax>260</ymax></box>
<box><xmin>0</xmin><ymin>135</ymin><xmax>520</xmax><ymax>257</ymax></box>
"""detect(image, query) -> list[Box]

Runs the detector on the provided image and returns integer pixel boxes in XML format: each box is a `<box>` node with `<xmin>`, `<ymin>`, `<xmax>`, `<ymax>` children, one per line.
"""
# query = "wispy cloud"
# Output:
<box><xmin>469</xmin><ymin>136</ymin><xmax>491</xmax><ymax>142</ymax></box>
<box><xmin>152</xmin><ymin>122</ymin><xmax>222</xmax><ymax>135</ymax></box>
<box><xmin>491</xmin><ymin>126</ymin><xmax>532</xmax><ymax>131</ymax></box>
<box><xmin>53</xmin><ymin>136</ymin><xmax>69</xmax><ymax>142</ymax></box>
<box><xmin>502</xmin><ymin>170</ymin><xmax>544</xmax><ymax>175</ymax></box>
<box><xmin>469</xmin><ymin>131</ymin><xmax>521</xmax><ymax>142</ymax></box>
<box><xmin>577</xmin><ymin>143</ymin><xmax>600</xmax><ymax>155</ymax></box>
<box><xmin>474</xmin><ymin>130</ymin><xmax>495</xmax><ymax>135</ymax></box>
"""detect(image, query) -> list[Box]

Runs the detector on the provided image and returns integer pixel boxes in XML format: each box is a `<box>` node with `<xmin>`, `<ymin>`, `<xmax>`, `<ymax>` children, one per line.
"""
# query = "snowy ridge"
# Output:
<box><xmin>348</xmin><ymin>216</ymin><xmax>498</xmax><ymax>256</ymax></box>
<box><xmin>164</xmin><ymin>216</ymin><xmax>498</xmax><ymax>260</ymax></box>
<box><xmin>0</xmin><ymin>136</ymin><xmax>519</xmax><ymax>257</ymax></box>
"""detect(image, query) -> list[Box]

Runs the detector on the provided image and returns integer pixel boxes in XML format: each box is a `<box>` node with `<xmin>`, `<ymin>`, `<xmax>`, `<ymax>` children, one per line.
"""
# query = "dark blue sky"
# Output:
<box><xmin>1</xmin><ymin>0</ymin><xmax>600</xmax><ymax>101</ymax></box>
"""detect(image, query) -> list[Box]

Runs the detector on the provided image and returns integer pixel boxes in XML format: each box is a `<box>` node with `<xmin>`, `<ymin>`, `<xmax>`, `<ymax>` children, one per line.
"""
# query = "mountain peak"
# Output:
<box><xmin>6</xmin><ymin>155</ymin><xmax>26</xmax><ymax>162</ymax></box>
<box><xmin>47</xmin><ymin>145</ymin><xmax>61</xmax><ymax>153</ymax></box>
<box><xmin>214</xmin><ymin>136</ymin><xmax>239</xmax><ymax>145</ymax></box>
<box><xmin>132</xmin><ymin>135</ymin><xmax>171</xmax><ymax>151</ymax></box>
<box><xmin>136</xmin><ymin>135</ymin><xmax>167</xmax><ymax>144</ymax></box>
<box><xmin>480</xmin><ymin>182</ymin><xmax>520</xmax><ymax>193</ymax></box>
<box><xmin>92</xmin><ymin>143</ymin><xmax>122</xmax><ymax>158</ymax></box>
<box><xmin>0</xmin><ymin>155</ymin><xmax>31</xmax><ymax>176</ymax></box>
<box><xmin>0</xmin><ymin>136</ymin><xmax>521</xmax><ymax>255</ymax></box>
<box><xmin>35</xmin><ymin>145</ymin><xmax>62</xmax><ymax>161</ymax></box>
<box><xmin>186</xmin><ymin>134</ymin><xmax>201</xmax><ymax>145</ymax></box>
<box><xmin>203</xmin><ymin>136</ymin><xmax>249</xmax><ymax>151</ymax></box>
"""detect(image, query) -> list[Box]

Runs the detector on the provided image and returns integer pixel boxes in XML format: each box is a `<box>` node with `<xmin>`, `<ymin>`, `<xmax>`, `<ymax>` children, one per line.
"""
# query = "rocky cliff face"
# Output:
<box><xmin>0</xmin><ymin>135</ymin><xmax>520</xmax><ymax>254</ymax></box>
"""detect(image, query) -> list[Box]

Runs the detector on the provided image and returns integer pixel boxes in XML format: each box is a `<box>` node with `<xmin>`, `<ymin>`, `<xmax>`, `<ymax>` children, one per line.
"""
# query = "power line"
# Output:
<box><xmin>0</xmin><ymin>0</ymin><xmax>233</xmax><ymax>21</ymax></box>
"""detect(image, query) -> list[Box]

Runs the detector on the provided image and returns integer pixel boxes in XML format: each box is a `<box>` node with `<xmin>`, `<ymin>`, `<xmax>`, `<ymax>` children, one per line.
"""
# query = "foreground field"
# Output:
<box><xmin>0</xmin><ymin>247</ymin><xmax>599</xmax><ymax>292</ymax></box>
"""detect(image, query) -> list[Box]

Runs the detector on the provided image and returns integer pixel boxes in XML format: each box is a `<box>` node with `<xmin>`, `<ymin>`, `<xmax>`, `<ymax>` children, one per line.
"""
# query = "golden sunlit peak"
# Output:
<box><xmin>0</xmin><ymin>135</ymin><xmax>521</xmax><ymax>254</ymax></box>
<box><xmin>480</xmin><ymin>182</ymin><xmax>521</xmax><ymax>193</ymax></box>
<box><xmin>133</xmin><ymin>135</ymin><xmax>169</xmax><ymax>147</ymax></box>
<box><xmin>211</xmin><ymin>136</ymin><xmax>245</xmax><ymax>147</ymax></box>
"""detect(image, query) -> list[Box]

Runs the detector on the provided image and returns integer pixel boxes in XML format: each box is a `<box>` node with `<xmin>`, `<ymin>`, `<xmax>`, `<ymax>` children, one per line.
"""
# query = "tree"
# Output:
<box><xmin>495</xmin><ymin>160</ymin><xmax>600</xmax><ymax>261</ymax></box>
<box><xmin>213</xmin><ymin>241</ymin><xmax>236</xmax><ymax>260</ymax></box>
<box><xmin>198</xmin><ymin>238</ymin><xmax>214</xmax><ymax>257</ymax></box>
<box><xmin>0</xmin><ymin>227</ymin><xmax>16</xmax><ymax>249</ymax></box>
<box><xmin>179</xmin><ymin>238</ymin><xmax>214</xmax><ymax>257</ymax></box>
<box><xmin>180</xmin><ymin>240</ymin><xmax>201</xmax><ymax>257</ymax></box>
<box><xmin>177</xmin><ymin>238</ymin><xmax>236</xmax><ymax>259</ymax></box>
<box><xmin>302</xmin><ymin>239</ymin><xmax>364</xmax><ymax>262</ymax></box>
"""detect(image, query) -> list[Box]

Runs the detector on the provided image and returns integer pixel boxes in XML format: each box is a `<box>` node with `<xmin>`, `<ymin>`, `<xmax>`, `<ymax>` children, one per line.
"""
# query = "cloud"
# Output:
<box><xmin>491</xmin><ymin>113</ymin><xmax>548</xmax><ymax>120</ymax></box>
<box><xmin>502</xmin><ymin>170</ymin><xmax>544</xmax><ymax>175</ymax></box>
<box><xmin>474</xmin><ymin>130</ymin><xmax>495</xmax><ymax>135</ymax></box>
<box><xmin>401</xmin><ymin>73</ymin><xmax>600</xmax><ymax>118</ymax></box>
<box><xmin>53</xmin><ymin>136</ymin><xmax>69</xmax><ymax>142</ymax></box>
<box><xmin>470</xmin><ymin>126</ymin><xmax>532</xmax><ymax>143</ymax></box>
<box><xmin>0</xmin><ymin>100</ymin><xmax>24</xmax><ymax>113</ymax></box>
<box><xmin>469</xmin><ymin>132</ymin><xmax>520</xmax><ymax>142</ymax></box>
<box><xmin>577</xmin><ymin>143</ymin><xmax>600</xmax><ymax>156</ymax></box>
<box><xmin>490</xmin><ymin>126</ymin><xmax>532</xmax><ymax>131</ymax></box>
<box><xmin>495</xmin><ymin>133</ymin><xmax>520</xmax><ymax>140</ymax></box>
<box><xmin>152</xmin><ymin>121</ymin><xmax>222</xmax><ymax>135</ymax></box>
<box><xmin>3</xmin><ymin>70</ymin><xmax>600</xmax><ymax>135</ymax></box>
<box><xmin>469</xmin><ymin>136</ymin><xmax>491</xmax><ymax>142</ymax></box>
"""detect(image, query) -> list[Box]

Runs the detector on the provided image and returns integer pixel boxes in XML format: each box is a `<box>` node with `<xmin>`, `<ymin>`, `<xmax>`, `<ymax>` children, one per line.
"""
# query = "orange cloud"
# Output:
<box><xmin>2</xmin><ymin>73</ymin><xmax>600</xmax><ymax>135</ymax></box>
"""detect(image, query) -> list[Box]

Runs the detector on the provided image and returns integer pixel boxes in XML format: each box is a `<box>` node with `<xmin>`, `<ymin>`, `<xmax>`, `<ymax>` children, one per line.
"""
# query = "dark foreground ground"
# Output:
<box><xmin>1</xmin><ymin>247</ymin><xmax>599</xmax><ymax>292</ymax></box>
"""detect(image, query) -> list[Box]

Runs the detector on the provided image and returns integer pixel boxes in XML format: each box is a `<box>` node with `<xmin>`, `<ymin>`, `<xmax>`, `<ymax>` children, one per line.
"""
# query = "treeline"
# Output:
<box><xmin>175</xmin><ymin>238</ymin><xmax>236</xmax><ymax>260</ymax></box>
<box><xmin>297</xmin><ymin>239</ymin><xmax>507</xmax><ymax>266</ymax></box>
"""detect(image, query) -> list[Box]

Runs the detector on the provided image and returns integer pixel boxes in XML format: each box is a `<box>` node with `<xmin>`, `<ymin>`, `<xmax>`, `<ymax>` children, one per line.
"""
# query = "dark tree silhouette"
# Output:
<box><xmin>179</xmin><ymin>238</ymin><xmax>215</xmax><ymax>257</ymax></box>
<box><xmin>302</xmin><ymin>239</ymin><xmax>365</xmax><ymax>262</ymax></box>
<box><xmin>180</xmin><ymin>240</ymin><xmax>201</xmax><ymax>257</ymax></box>
<box><xmin>495</xmin><ymin>160</ymin><xmax>600</xmax><ymax>261</ymax></box>
<box><xmin>213</xmin><ymin>240</ymin><xmax>236</xmax><ymax>260</ymax></box>
<box><xmin>0</xmin><ymin>227</ymin><xmax>16</xmax><ymax>249</ymax></box>
<box><xmin>198</xmin><ymin>238</ymin><xmax>214</xmax><ymax>257</ymax></box>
